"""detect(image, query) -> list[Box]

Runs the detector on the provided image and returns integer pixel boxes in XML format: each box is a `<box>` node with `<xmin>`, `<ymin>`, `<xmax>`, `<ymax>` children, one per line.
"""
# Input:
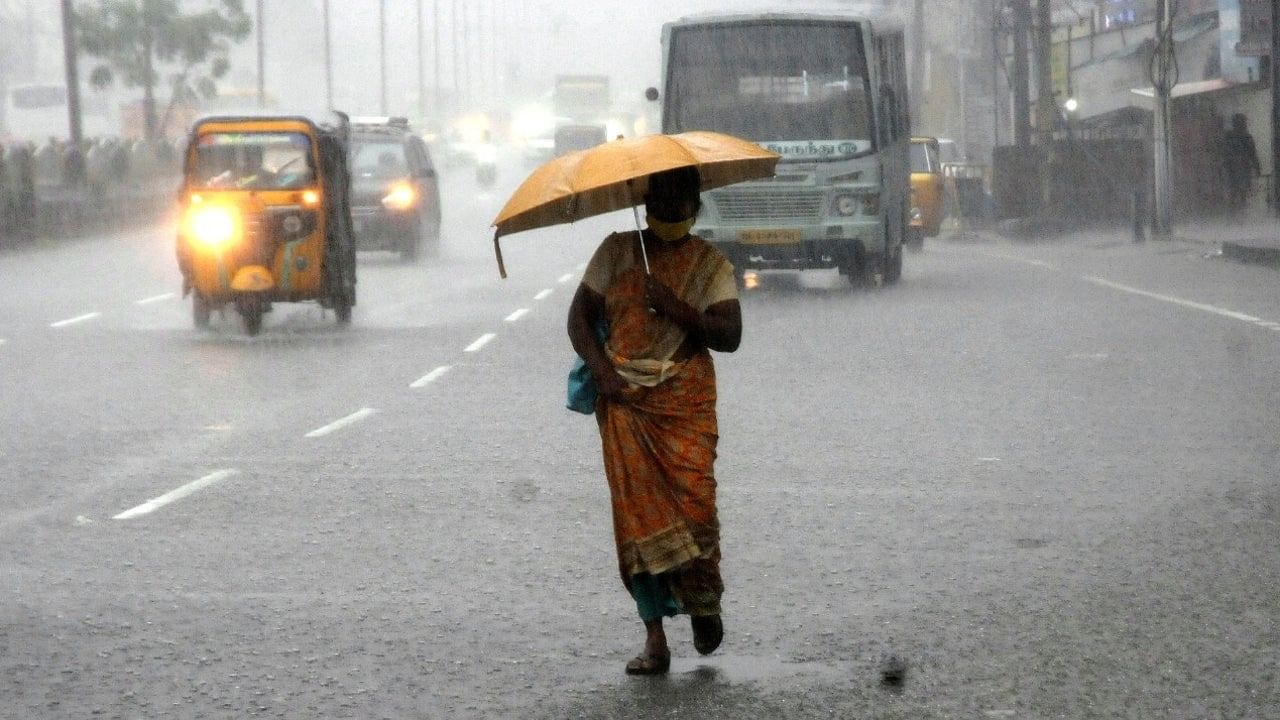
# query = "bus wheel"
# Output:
<box><xmin>885</xmin><ymin>242</ymin><xmax>903</xmax><ymax>284</ymax></box>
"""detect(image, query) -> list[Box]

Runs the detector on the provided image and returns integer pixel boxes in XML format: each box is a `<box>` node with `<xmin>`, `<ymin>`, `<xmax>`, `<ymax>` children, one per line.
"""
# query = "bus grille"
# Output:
<box><xmin>712</xmin><ymin>190</ymin><xmax>827</xmax><ymax>223</ymax></box>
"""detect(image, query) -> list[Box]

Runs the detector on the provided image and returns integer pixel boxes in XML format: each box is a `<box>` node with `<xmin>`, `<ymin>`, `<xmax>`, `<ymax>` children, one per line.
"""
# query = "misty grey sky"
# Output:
<box><xmin>239</xmin><ymin>0</ymin><xmax>890</xmax><ymax>120</ymax></box>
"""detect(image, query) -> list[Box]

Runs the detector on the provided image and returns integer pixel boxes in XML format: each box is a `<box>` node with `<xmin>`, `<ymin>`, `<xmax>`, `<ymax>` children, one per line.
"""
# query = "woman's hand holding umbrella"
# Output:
<box><xmin>645</xmin><ymin>277</ymin><xmax>699</xmax><ymax>328</ymax></box>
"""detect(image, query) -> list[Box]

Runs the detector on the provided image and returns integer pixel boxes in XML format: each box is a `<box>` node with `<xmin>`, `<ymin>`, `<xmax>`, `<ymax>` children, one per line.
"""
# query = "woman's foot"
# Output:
<box><xmin>624</xmin><ymin>652</ymin><xmax>671</xmax><ymax>675</ymax></box>
<box><xmin>691</xmin><ymin>614</ymin><xmax>723</xmax><ymax>655</ymax></box>
<box><xmin>626</xmin><ymin>618</ymin><xmax>671</xmax><ymax>675</ymax></box>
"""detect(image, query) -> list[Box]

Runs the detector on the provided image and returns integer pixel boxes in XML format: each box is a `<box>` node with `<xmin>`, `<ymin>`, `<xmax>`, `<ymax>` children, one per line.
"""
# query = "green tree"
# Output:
<box><xmin>77</xmin><ymin>0</ymin><xmax>251</xmax><ymax>139</ymax></box>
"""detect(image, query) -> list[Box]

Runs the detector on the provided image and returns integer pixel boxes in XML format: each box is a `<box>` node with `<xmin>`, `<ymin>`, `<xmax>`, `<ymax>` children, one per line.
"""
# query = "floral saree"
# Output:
<box><xmin>589</xmin><ymin>232</ymin><xmax>735</xmax><ymax>617</ymax></box>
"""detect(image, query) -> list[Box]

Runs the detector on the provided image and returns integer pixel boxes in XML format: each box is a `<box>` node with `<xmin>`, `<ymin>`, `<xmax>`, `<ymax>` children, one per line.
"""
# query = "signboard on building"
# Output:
<box><xmin>1235</xmin><ymin>0</ymin><xmax>1272</xmax><ymax>57</ymax></box>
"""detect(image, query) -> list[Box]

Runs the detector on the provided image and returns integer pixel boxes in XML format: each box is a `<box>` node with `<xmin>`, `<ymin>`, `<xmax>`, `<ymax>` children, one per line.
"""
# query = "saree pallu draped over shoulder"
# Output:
<box><xmin>594</xmin><ymin>234</ymin><xmax>730</xmax><ymax>617</ymax></box>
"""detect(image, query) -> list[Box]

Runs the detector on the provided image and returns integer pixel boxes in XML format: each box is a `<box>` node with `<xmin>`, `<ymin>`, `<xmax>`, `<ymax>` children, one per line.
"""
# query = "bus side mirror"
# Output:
<box><xmin>644</xmin><ymin>87</ymin><xmax>660</xmax><ymax>102</ymax></box>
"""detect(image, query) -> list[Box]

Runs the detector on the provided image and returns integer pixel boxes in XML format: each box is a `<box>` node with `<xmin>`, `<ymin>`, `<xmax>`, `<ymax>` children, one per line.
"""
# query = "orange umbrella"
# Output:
<box><xmin>490</xmin><ymin>131</ymin><xmax>780</xmax><ymax>278</ymax></box>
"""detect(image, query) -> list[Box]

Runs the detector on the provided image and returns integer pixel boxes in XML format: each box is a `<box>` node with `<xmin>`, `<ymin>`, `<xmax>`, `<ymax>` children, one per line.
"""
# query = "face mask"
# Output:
<box><xmin>645</xmin><ymin>214</ymin><xmax>695</xmax><ymax>243</ymax></box>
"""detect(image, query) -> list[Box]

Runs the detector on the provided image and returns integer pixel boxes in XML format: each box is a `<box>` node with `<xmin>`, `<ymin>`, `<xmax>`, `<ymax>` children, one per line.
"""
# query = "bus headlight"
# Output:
<box><xmin>382</xmin><ymin>183</ymin><xmax>418</xmax><ymax>210</ymax></box>
<box><xmin>833</xmin><ymin>194</ymin><xmax>859</xmax><ymax>217</ymax></box>
<box><xmin>862</xmin><ymin>193</ymin><xmax>881</xmax><ymax>216</ymax></box>
<box><xmin>186</xmin><ymin>205</ymin><xmax>239</xmax><ymax>249</ymax></box>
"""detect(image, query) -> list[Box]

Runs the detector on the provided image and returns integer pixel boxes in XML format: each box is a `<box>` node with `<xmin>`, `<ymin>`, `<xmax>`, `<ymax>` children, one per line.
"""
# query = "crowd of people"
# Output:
<box><xmin>0</xmin><ymin>135</ymin><xmax>179</xmax><ymax>241</ymax></box>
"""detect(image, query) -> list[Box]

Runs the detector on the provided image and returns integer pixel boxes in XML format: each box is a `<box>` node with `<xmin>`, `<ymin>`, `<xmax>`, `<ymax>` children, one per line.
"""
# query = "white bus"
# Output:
<box><xmin>3</xmin><ymin>83</ymin><xmax>115</xmax><ymax>143</ymax></box>
<box><xmin>657</xmin><ymin>11</ymin><xmax>910</xmax><ymax>285</ymax></box>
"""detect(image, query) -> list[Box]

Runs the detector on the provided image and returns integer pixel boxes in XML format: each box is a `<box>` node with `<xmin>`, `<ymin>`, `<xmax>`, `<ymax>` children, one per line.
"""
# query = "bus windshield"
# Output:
<box><xmin>665</xmin><ymin>21</ymin><xmax>873</xmax><ymax>161</ymax></box>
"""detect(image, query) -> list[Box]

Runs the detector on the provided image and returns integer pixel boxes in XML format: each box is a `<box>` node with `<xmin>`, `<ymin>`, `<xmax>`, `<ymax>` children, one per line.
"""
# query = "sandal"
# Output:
<box><xmin>625</xmin><ymin>653</ymin><xmax>671</xmax><ymax>675</ymax></box>
<box><xmin>691</xmin><ymin>614</ymin><xmax>723</xmax><ymax>656</ymax></box>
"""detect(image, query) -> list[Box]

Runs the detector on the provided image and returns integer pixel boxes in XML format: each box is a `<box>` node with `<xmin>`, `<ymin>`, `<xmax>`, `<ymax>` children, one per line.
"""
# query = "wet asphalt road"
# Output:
<box><xmin>1</xmin><ymin>162</ymin><xmax>1277</xmax><ymax>719</ymax></box>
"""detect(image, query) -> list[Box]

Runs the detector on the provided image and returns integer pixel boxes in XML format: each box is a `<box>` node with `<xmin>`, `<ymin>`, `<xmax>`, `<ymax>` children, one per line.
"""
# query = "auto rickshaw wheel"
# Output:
<box><xmin>237</xmin><ymin>297</ymin><xmax>266</xmax><ymax>336</ymax></box>
<box><xmin>193</xmin><ymin>293</ymin><xmax>211</xmax><ymax>329</ymax></box>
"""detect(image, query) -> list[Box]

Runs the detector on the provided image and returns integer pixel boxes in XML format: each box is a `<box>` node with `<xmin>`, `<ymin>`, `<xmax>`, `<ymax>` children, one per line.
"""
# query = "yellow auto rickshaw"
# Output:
<box><xmin>176</xmin><ymin>114</ymin><xmax>357</xmax><ymax>335</ymax></box>
<box><xmin>908</xmin><ymin>136</ymin><xmax>945</xmax><ymax>250</ymax></box>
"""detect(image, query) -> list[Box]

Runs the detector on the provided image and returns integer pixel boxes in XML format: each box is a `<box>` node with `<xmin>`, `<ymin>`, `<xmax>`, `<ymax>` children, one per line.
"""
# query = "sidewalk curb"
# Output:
<box><xmin>1220</xmin><ymin>241</ymin><xmax>1280</xmax><ymax>268</ymax></box>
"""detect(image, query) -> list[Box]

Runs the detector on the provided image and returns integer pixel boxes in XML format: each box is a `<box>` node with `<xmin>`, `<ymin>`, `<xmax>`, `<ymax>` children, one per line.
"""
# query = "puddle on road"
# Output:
<box><xmin>591</xmin><ymin>654</ymin><xmax>844</xmax><ymax>686</ymax></box>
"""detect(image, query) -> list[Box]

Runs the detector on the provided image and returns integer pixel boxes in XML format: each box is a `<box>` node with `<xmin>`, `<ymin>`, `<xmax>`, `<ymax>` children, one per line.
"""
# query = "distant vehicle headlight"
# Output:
<box><xmin>382</xmin><ymin>183</ymin><xmax>418</xmax><ymax>210</ymax></box>
<box><xmin>474</xmin><ymin>144</ymin><xmax>497</xmax><ymax>164</ymax></box>
<box><xmin>833</xmin><ymin>194</ymin><xmax>859</xmax><ymax>217</ymax></box>
<box><xmin>186</xmin><ymin>205</ymin><xmax>239</xmax><ymax>249</ymax></box>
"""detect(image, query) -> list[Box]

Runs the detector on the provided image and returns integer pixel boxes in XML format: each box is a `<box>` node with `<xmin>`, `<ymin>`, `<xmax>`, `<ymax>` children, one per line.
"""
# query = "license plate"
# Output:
<box><xmin>739</xmin><ymin>229</ymin><xmax>801</xmax><ymax>245</ymax></box>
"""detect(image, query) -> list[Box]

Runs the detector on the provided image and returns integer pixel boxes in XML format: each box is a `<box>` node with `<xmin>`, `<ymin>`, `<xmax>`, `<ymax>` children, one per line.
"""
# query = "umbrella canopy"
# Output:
<box><xmin>490</xmin><ymin>131</ymin><xmax>780</xmax><ymax>277</ymax></box>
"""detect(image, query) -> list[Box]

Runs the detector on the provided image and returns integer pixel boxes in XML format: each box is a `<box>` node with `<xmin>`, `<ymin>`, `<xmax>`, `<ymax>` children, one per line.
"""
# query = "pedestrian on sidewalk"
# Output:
<box><xmin>566</xmin><ymin>166</ymin><xmax>742</xmax><ymax>676</ymax></box>
<box><xmin>1219</xmin><ymin>113</ymin><xmax>1261</xmax><ymax>216</ymax></box>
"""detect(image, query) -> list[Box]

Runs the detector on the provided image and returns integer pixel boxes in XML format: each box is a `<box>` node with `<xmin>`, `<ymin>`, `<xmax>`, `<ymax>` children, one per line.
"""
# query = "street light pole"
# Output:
<box><xmin>379</xmin><ymin>0</ymin><xmax>387</xmax><ymax>115</ymax></box>
<box><xmin>59</xmin><ymin>0</ymin><xmax>82</xmax><ymax>147</ymax></box>
<box><xmin>256</xmin><ymin>0</ymin><xmax>265</xmax><ymax>108</ymax></box>
<box><xmin>1151</xmin><ymin>0</ymin><xmax>1174</xmax><ymax>235</ymax></box>
<box><xmin>323</xmin><ymin>0</ymin><xmax>332</xmax><ymax>109</ymax></box>
<box><xmin>433</xmin><ymin>0</ymin><xmax>441</xmax><ymax>121</ymax></box>
<box><xmin>1272</xmin><ymin>0</ymin><xmax>1279</xmax><ymax>216</ymax></box>
<box><xmin>417</xmin><ymin>0</ymin><xmax>425</xmax><ymax>122</ymax></box>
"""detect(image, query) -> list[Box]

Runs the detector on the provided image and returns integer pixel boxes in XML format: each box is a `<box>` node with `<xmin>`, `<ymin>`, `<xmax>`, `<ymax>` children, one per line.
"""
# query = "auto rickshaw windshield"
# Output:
<box><xmin>193</xmin><ymin>131</ymin><xmax>316</xmax><ymax>190</ymax></box>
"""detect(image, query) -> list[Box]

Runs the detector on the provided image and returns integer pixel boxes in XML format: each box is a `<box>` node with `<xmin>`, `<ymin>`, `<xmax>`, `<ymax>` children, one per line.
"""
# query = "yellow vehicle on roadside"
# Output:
<box><xmin>908</xmin><ymin>135</ymin><xmax>945</xmax><ymax>249</ymax></box>
<box><xmin>175</xmin><ymin>115</ymin><xmax>357</xmax><ymax>335</ymax></box>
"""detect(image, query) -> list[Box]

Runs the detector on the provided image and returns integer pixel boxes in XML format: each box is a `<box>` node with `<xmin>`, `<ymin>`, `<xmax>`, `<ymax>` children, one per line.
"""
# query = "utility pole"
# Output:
<box><xmin>1034</xmin><ymin>0</ymin><xmax>1053</xmax><ymax>148</ymax></box>
<box><xmin>992</xmin><ymin>0</ymin><xmax>1001</xmax><ymax>147</ymax></box>
<box><xmin>1151</xmin><ymin>0</ymin><xmax>1175</xmax><ymax>235</ymax></box>
<box><xmin>911</xmin><ymin>0</ymin><xmax>925</xmax><ymax>120</ymax></box>
<box><xmin>256</xmin><ymin>0</ymin><xmax>266</xmax><ymax>108</ymax></box>
<box><xmin>323</xmin><ymin>0</ymin><xmax>332</xmax><ymax>109</ymax></box>
<box><xmin>465</xmin><ymin>0</ymin><xmax>476</xmax><ymax>106</ymax></box>
<box><xmin>455</xmin><ymin>0</ymin><xmax>465</xmax><ymax>112</ymax></box>
<box><xmin>1011</xmin><ymin>0</ymin><xmax>1032</xmax><ymax>148</ymax></box>
<box><xmin>1272</xmin><ymin>0</ymin><xmax>1279</xmax><ymax>216</ymax></box>
<box><xmin>433</xmin><ymin>0</ymin><xmax>441</xmax><ymax>120</ymax></box>
<box><xmin>417</xmin><ymin>0</ymin><xmax>425</xmax><ymax>122</ymax></box>
<box><xmin>59</xmin><ymin>0</ymin><xmax>82</xmax><ymax>147</ymax></box>
<box><xmin>379</xmin><ymin>0</ymin><xmax>387</xmax><ymax>115</ymax></box>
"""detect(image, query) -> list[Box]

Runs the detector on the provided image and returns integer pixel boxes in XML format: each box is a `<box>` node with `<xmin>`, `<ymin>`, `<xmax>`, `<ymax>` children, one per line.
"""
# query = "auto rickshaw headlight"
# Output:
<box><xmin>186</xmin><ymin>205</ymin><xmax>239</xmax><ymax>249</ymax></box>
<box><xmin>911</xmin><ymin>206</ymin><xmax>924</xmax><ymax>221</ymax></box>
<box><xmin>381</xmin><ymin>183</ymin><xmax>417</xmax><ymax>210</ymax></box>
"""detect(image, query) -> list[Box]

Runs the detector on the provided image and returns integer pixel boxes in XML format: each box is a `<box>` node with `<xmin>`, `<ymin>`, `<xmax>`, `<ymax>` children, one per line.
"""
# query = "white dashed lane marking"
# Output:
<box><xmin>134</xmin><ymin>293</ymin><xmax>175</xmax><ymax>305</ymax></box>
<box><xmin>50</xmin><ymin>312</ymin><xmax>102</xmax><ymax>328</ymax></box>
<box><xmin>534</xmin><ymin>289</ymin><xmax>554</xmax><ymax>301</ymax></box>
<box><xmin>557</xmin><ymin>273</ymin><xmax>574</xmax><ymax>284</ymax></box>
<box><xmin>305</xmin><ymin>408</ymin><xmax>378</xmax><ymax>438</ymax></box>
<box><xmin>410</xmin><ymin>365</ymin><xmax>452</xmax><ymax>388</ymax></box>
<box><xmin>464</xmin><ymin>333</ymin><xmax>496</xmax><ymax>353</ymax></box>
<box><xmin>1083</xmin><ymin>276</ymin><xmax>1275</xmax><ymax>329</ymax></box>
<box><xmin>113</xmin><ymin>469</ymin><xmax>240</xmax><ymax>520</ymax></box>
<box><xmin>505</xmin><ymin>308</ymin><xmax>530</xmax><ymax>322</ymax></box>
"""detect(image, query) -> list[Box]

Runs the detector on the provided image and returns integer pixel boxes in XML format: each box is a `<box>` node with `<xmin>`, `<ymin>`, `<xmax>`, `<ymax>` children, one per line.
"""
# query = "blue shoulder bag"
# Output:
<box><xmin>566</xmin><ymin>320</ymin><xmax>609</xmax><ymax>415</ymax></box>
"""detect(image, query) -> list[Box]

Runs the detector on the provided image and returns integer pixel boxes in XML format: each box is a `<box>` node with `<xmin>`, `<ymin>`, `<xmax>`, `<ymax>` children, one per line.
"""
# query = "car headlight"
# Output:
<box><xmin>833</xmin><ymin>194</ymin><xmax>859</xmax><ymax>217</ymax></box>
<box><xmin>186</xmin><ymin>205</ymin><xmax>239</xmax><ymax>249</ymax></box>
<box><xmin>382</xmin><ymin>183</ymin><xmax>417</xmax><ymax>210</ymax></box>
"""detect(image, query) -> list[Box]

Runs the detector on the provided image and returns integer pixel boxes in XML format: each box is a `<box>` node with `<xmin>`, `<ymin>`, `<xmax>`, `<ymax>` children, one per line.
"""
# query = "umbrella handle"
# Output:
<box><xmin>624</xmin><ymin>181</ymin><xmax>651</xmax><ymax>275</ymax></box>
<box><xmin>493</xmin><ymin>231</ymin><xmax>508</xmax><ymax>279</ymax></box>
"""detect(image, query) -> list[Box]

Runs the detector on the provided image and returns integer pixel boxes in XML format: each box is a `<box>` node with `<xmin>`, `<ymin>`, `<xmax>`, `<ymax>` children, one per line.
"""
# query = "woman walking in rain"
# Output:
<box><xmin>567</xmin><ymin>166</ymin><xmax>742</xmax><ymax>675</ymax></box>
